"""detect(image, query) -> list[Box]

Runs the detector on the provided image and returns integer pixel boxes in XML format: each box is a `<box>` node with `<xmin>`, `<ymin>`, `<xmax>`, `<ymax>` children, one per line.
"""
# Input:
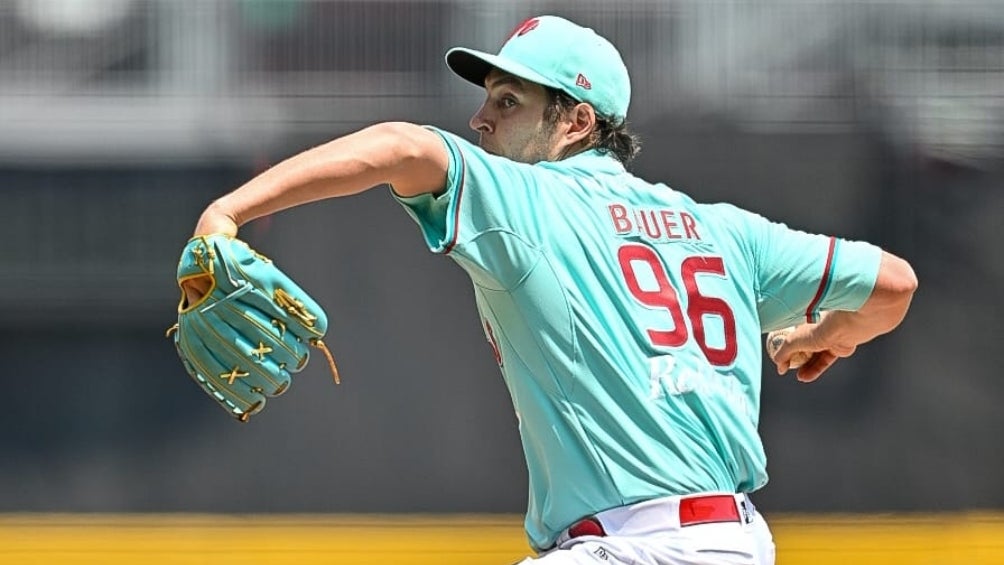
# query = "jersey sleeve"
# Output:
<box><xmin>721</xmin><ymin>204</ymin><xmax>883</xmax><ymax>332</ymax></box>
<box><xmin>392</xmin><ymin>127</ymin><xmax>550</xmax><ymax>288</ymax></box>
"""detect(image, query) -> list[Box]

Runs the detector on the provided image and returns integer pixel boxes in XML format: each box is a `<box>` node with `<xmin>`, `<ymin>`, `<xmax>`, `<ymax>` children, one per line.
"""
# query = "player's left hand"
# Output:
<box><xmin>193</xmin><ymin>201</ymin><xmax>239</xmax><ymax>239</ymax></box>
<box><xmin>766</xmin><ymin>320</ymin><xmax>856</xmax><ymax>383</ymax></box>
<box><xmin>167</xmin><ymin>234</ymin><xmax>340</xmax><ymax>422</ymax></box>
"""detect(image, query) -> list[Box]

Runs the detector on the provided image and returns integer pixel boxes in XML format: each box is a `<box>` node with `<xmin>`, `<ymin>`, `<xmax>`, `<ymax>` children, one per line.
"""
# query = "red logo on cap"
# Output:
<box><xmin>575</xmin><ymin>73</ymin><xmax>592</xmax><ymax>90</ymax></box>
<box><xmin>505</xmin><ymin>18</ymin><xmax>540</xmax><ymax>43</ymax></box>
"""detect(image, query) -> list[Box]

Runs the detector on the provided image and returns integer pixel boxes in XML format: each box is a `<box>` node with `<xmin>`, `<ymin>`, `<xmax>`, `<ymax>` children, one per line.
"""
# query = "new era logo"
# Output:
<box><xmin>575</xmin><ymin>73</ymin><xmax>592</xmax><ymax>90</ymax></box>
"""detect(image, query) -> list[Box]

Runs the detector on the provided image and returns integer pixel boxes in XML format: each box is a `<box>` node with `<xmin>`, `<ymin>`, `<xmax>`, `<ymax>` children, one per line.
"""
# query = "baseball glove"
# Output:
<box><xmin>166</xmin><ymin>234</ymin><xmax>339</xmax><ymax>422</ymax></box>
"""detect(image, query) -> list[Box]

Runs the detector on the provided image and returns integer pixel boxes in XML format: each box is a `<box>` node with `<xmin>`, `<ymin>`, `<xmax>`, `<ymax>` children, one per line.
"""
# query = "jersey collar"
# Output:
<box><xmin>547</xmin><ymin>148</ymin><xmax>626</xmax><ymax>175</ymax></box>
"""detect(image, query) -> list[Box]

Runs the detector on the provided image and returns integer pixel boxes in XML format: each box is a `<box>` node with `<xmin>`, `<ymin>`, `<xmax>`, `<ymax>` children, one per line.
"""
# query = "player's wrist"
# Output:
<box><xmin>812</xmin><ymin>311</ymin><xmax>862</xmax><ymax>355</ymax></box>
<box><xmin>193</xmin><ymin>201</ymin><xmax>239</xmax><ymax>238</ymax></box>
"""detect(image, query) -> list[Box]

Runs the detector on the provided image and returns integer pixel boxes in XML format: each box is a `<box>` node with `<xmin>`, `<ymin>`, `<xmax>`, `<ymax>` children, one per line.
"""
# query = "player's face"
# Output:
<box><xmin>469</xmin><ymin>70</ymin><xmax>563</xmax><ymax>163</ymax></box>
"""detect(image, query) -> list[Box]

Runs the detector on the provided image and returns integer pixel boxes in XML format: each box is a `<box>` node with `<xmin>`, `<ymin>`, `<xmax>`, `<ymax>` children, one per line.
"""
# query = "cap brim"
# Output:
<box><xmin>446</xmin><ymin>47</ymin><xmax>562</xmax><ymax>92</ymax></box>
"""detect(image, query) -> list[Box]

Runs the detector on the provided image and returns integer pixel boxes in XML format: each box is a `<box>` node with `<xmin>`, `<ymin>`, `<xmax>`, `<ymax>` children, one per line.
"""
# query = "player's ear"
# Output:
<box><xmin>565</xmin><ymin>102</ymin><xmax>596</xmax><ymax>145</ymax></box>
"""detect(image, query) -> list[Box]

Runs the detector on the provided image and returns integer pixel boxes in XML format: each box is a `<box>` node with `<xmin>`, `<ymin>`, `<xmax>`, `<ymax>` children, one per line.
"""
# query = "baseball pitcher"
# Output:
<box><xmin>172</xmin><ymin>15</ymin><xmax>917</xmax><ymax>564</ymax></box>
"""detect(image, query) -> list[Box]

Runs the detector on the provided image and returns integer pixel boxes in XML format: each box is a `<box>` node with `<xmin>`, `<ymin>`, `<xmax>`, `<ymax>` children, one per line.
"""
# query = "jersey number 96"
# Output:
<box><xmin>618</xmin><ymin>244</ymin><xmax>738</xmax><ymax>366</ymax></box>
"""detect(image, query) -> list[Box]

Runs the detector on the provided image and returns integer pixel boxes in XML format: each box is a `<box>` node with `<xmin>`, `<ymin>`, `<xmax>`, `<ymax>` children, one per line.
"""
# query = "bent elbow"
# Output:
<box><xmin>372</xmin><ymin>122</ymin><xmax>449</xmax><ymax>197</ymax></box>
<box><xmin>375</xmin><ymin>122</ymin><xmax>437</xmax><ymax>162</ymax></box>
<box><xmin>890</xmin><ymin>254</ymin><xmax>919</xmax><ymax>298</ymax></box>
<box><xmin>873</xmin><ymin>253</ymin><xmax>918</xmax><ymax>315</ymax></box>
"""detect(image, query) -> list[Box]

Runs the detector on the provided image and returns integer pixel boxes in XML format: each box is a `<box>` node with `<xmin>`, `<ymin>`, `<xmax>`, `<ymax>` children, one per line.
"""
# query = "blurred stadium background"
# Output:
<box><xmin>0</xmin><ymin>0</ymin><xmax>1002</xmax><ymax>563</ymax></box>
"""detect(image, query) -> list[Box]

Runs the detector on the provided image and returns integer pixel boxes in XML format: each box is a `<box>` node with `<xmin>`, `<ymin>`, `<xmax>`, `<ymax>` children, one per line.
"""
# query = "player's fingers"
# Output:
<box><xmin>796</xmin><ymin>351</ymin><xmax>839</xmax><ymax>383</ymax></box>
<box><xmin>832</xmin><ymin>343</ymin><xmax>857</xmax><ymax>358</ymax></box>
<box><xmin>772</xmin><ymin>343</ymin><xmax>808</xmax><ymax>375</ymax></box>
<box><xmin>766</xmin><ymin>332</ymin><xmax>788</xmax><ymax>364</ymax></box>
<box><xmin>773</xmin><ymin>351</ymin><xmax>789</xmax><ymax>375</ymax></box>
<box><xmin>772</xmin><ymin>342</ymin><xmax>792</xmax><ymax>374</ymax></box>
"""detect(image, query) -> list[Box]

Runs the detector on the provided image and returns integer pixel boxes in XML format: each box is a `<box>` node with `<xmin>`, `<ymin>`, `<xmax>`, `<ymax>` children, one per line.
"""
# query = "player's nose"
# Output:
<box><xmin>469</xmin><ymin>103</ymin><xmax>493</xmax><ymax>134</ymax></box>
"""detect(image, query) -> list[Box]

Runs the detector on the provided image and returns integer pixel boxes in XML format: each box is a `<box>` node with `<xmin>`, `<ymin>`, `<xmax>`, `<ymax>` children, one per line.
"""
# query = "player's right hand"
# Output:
<box><xmin>767</xmin><ymin>320</ymin><xmax>856</xmax><ymax>383</ymax></box>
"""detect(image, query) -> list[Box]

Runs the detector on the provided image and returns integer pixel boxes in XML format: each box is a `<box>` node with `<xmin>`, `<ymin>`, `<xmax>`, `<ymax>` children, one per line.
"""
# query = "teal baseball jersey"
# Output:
<box><xmin>394</xmin><ymin>127</ymin><xmax>882</xmax><ymax>551</ymax></box>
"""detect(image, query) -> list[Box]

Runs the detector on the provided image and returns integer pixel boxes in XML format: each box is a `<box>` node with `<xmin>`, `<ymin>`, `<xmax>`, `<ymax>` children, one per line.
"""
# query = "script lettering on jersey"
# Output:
<box><xmin>608</xmin><ymin>203</ymin><xmax>701</xmax><ymax>243</ymax></box>
<box><xmin>648</xmin><ymin>355</ymin><xmax>752</xmax><ymax>419</ymax></box>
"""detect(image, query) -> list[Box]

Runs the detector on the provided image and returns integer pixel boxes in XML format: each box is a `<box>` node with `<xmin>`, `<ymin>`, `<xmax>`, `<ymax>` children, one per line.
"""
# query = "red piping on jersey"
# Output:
<box><xmin>443</xmin><ymin>151</ymin><xmax>467</xmax><ymax>254</ymax></box>
<box><xmin>806</xmin><ymin>236</ymin><xmax>836</xmax><ymax>323</ymax></box>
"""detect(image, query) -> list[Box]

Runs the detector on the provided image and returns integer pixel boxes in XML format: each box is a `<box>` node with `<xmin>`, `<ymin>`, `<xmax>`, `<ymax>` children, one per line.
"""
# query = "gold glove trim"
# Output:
<box><xmin>177</xmin><ymin>333</ymin><xmax>253</xmax><ymax>410</ymax></box>
<box><xmin>198</xmin><ymin>315</ymin><xmax>281</xmax><ymax>390</ymax></box>
<box><xmin>272</xmin><ymin>319</ymin><xmax>287</xmax><ymax>338</ymax></box>
<box><xmin>177</xmin><ymin>237</ymin><xmax>219</xmax><ymax>314</ymax></box>
<box><xmin>220</xmin><ymin>366</ymin><xmax>249</xmax><ymax>385</ymax></box>
<box><xmin>310</xmin><ymin>338</ymin><xmax>341</xmax><ymax>385</ymax></box>
<box><xmin>220</xmin><ymin>302</ymin><xmax>298</xmax><ymax>358</ymax></box>
<box><xmin>273</xmin><ymin>288</ymin><xmax>318</xmax><ymax>328</ymax></box>
<box><xmin>238</xmin><ymin>400</ymin><xmax>263</xmax><ymax>423</ymax></box>
<box><xmin>251</xmin><ymin>342</ymin><xmax>273</xmax><ymax>361</ymax></box>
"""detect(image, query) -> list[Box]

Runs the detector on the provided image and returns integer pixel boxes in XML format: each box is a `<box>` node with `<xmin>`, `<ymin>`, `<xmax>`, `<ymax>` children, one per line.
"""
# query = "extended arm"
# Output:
<box><xmin>183</xmin><ymin>122</ymin><xmax>448</xmax><ymax>302</ymax></box>
<box><xmin>771</xmin><ymin>251</ymin><xmax>918</xmax><ymax>382</ymax></box>
<box><xmin>193</xmin><ymin>122</ymin><xmax>449</xmax><ymax>236</ymax></box>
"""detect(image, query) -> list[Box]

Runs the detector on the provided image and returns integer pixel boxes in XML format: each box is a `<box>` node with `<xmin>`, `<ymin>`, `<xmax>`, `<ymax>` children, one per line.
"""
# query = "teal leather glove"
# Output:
<box><xmin>168</xmin><ymin>235</ymin><xmax>339</xmax><ymax>422</ymax></box>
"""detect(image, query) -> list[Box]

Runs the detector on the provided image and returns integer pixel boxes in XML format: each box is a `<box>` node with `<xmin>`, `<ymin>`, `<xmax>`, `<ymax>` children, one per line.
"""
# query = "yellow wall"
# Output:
<box><xmin>1</xmin><ymin>513</ymin><xmax>1001</xmax><ymax>564</ymax></box>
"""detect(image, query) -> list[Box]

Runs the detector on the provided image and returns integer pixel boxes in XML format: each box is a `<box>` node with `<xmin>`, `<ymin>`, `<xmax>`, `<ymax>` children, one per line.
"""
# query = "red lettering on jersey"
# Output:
<box><xmin>575</xmin><ymin>73</ymin><xmax>592</xmax><ymax>90</ymax></box>
<box><xmin>639</xmin><ymin>210</ymin><xmax>662</xmax><ymax>239</ymax></box>
<box><xmin>681</xmin><ymin>212</ymin><xmax>701</xmax><ymax>240</ymax></box>
<box><xmin>609</xmin><ymin>204</ymin><xmax>702</xmax><ymax>242</ymax></box>
<box><xmin>660</xmin><ymin>210</ymin><xmax>681</xmax><ymax>239</ymax></box>
<box><xmin>609</xmin><ymin>204</ymin><xmax>632</xmax><ymax>234</ymax></box>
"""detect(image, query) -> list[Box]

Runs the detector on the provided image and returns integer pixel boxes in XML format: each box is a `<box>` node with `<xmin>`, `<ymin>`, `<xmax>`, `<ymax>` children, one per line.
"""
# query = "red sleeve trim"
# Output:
<box><xmin>805</xmin><ymin>236</ymin><xmax>836</xmax><ymax>323</ymax></box>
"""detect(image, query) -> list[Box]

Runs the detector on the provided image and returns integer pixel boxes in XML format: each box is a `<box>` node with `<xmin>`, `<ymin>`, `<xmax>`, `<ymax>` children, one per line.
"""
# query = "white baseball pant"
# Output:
<box><xmin>519</xmin><ymin>493</ymin><xmax>775</xmax><ymax>565</ymax></box>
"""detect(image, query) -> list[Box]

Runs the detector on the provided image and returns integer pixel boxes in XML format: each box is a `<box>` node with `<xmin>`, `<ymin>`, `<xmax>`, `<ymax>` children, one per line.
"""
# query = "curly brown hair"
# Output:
<box><xmin>542</xmin><ymin>87</ymin><xmax>641</xmax><ymax>164</ymax></box>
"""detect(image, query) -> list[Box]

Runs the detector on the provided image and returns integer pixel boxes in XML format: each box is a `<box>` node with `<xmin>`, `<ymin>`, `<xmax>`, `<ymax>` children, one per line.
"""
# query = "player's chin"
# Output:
<box><xmin>478</xmin><ymin>142</ymin><xmax>529</xmax><ymax>164</ymax></box>
<box><xmin>478</xmin><ymin>141</ymin><xmax>500</xmax><ymax>156</ymax></box>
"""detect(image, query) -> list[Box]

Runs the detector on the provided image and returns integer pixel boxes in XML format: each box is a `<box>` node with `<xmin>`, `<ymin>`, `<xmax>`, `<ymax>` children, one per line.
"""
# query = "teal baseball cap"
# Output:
<box><xmin>446</xmin><ymin>15</ymin><xmax>631</xmax><ymax>123</ymax></box>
